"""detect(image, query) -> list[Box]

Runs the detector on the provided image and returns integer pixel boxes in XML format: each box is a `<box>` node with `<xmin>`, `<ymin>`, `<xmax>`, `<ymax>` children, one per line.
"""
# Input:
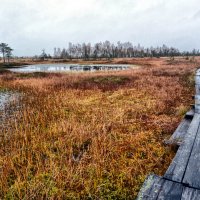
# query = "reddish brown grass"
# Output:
<box><xmin>0</xmin><ymin>57</ymin><xmax>198</xmax><ymax>199</ymax></box>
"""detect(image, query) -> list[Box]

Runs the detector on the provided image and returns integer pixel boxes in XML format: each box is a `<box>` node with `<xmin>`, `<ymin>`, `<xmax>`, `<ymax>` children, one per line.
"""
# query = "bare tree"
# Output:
<box><xmin>0</xmin><ymin>43</ymin><xmax>8</xmax><ymax>63</ymax></box>
<box><xmin>54</xmin><ymin>41</ymin><xmax>200</xmax><ymax>59</ymax></box>
<box><xmin>5</xmin><ymin>46</ymin><xmax>13</xmax><ymax>64</ymax></box>
<box><xmin>40</xmin><ymin>49</ymin><xmax>47</xmax><ymax>60</ymax></box>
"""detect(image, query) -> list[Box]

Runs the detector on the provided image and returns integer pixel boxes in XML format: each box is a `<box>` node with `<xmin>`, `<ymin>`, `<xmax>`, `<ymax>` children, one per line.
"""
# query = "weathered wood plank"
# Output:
<box><xmin>185</xmin><ymin>109</ymin><xmax>195</xmax><ymax>120</ymax></box>
<box><xmin>164</xmin><ymin>114</ymin><xmax>200</xmax><ymax>182</ymax></box>
<box><xmin>195</xmin><ymin>86</ymin><xmax>200</xmax><ymax>96</ymax></box>
<box><xmin>191</xmin><ymin>104</ymin><xmax>195</xmax><ymax>109</ymax></box>
<box><xmin>181</xmin><ymin>187</ymin><xmax>200</xmax><ymax>200</ymax></box>
<box><xmin>137</xmin><ymin>177</ymin><xmax>200</xmax><ymax>200</ymax></box>
<box><xmin>195</xmin><ymin>95</ymin><xmax>200</xmax><ymax>113</ymax></box>
<box><xmin>136</xmin><ymin>174</ymin><xmax>164</xmax><ymax>200</ymax></box>
<box><xmin>156</xmin><ymin>179</ymin><xmax>183</xmax><ymax>200</ymax></box>
<box><xmin>165</xmin><ymin>118</ymin><xmax>192</xmax><ymax>146</ymax></box>
<box><xmin>182</xmin><ymin>119</ymin><xmax>200</xmax><ymax>189</ymax></box>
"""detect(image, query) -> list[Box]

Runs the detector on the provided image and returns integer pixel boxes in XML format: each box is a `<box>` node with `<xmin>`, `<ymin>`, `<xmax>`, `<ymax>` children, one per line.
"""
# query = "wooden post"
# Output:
<box><xmin>195</xmin><ymin>69</ymin><xmax>200</xmax><ymax>113</ymax></box>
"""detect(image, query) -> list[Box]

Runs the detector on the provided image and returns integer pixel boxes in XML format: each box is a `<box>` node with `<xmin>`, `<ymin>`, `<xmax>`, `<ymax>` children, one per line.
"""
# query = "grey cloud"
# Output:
<box><xmin>193</xmin><ymin>10</ymin><xmax>200</xmax><ymax>19</ymax></box>
<box><xmin>0</xmin><ymin>0</ymin><xmax>199</xmax><ymax>56</ymax></box>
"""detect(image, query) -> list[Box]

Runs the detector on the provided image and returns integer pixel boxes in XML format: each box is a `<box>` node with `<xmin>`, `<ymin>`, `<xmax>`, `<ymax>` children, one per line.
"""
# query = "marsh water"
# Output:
<box><xmin>0</xmin><ymin>91</ymin><xmax>19</xmax><ymax>125</ymax></box>
<box><xmin>0</xmin><ymin>91</ymin><xmax>14</xmax><ymax>110</ymax></box>
<box><xmin>9</xmin><ymin>64</ymin><xmax>130</xmax><ymax>73</ymax></box>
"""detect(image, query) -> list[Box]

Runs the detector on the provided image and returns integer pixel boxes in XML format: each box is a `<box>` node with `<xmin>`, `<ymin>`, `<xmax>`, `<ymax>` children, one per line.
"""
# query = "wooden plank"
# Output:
<box><xmin>165</xmin><ymin>118</ymin><xmax>192</xmax><ymax>146</ymax></box>
<box><xmin>181</xmin><ymin>187</ymin><xmax>200</xmax><ymax>200</ymax></box>
<box><xmin>164</xmin><ymin>114</ymin><xmax>200</xmax><ymax>182</ymax></box>
<box><xmin>156</xmin><ymin>179</ymin><xmax>183</xmax><ymax>200</ymax></box>
<box><xmin>136</xmin><ymin>174</ymin><xmax>164</xmax><ymax>200</ymax></box>
<box><xmin>182</xmin><ymin>119</ymin><xmax>200</xmax><ymax>189</ymax></box>
<box><xmin>185</xmin><ymin>109</ymin><xmax>195</xmax><ymax>120</ymax></box>
<box><xmin>195</xmin><ymin>95</ymin><xmax>200</xmax><ymax>113</ymax></box>
<box><xmin>137</xmin><ymin>177</ymin><xmax>200</xmax><ymax>200</ymax></box>
<box><xmin>195</xmin><ymin>72</ymin><xmax>200</xmax><ymax>112</ymax></box>
<box><xmin>191</xmin><ymin>104</ymin><xmax>195</xmax><ymax>109</ymax></box>
<box><xmin>195</xmin><ymin>86</ymin><xmax>200</xmax><ymax>96</ymax></box>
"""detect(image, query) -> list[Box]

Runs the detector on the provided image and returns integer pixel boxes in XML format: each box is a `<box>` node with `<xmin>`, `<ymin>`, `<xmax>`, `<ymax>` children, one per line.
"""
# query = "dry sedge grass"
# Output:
<box><xmin>0</xmin><ymin>57</ymin><xmax>198</xmax><ymax>199</ymax></box>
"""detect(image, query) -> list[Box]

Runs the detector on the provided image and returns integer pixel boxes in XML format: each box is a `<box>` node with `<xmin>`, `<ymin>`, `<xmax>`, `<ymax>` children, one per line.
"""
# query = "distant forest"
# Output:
<box><xmin>53</xmin><ymin>41</ymin><xmax>200</xmax><ymax>60</ymax></box>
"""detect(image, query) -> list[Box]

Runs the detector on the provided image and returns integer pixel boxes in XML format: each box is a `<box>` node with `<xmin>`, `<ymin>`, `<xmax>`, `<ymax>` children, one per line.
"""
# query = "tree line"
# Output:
<box><xmin>0</xmin><ymin>43</ymin><xmax>13</xmax><ymax>64</ymax></box>
<box><xmin>53</xmin><ymin>41</ymin><xmax>200</xmax><ymax>60</ymax></box>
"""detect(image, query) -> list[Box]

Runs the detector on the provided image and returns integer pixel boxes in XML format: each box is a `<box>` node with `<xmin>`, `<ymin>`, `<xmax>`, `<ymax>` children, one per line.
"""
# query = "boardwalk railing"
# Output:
<box><xmin>137</xmin><ymin>69</ymin><xmax>200</xmax><ymax>200</ymax></box>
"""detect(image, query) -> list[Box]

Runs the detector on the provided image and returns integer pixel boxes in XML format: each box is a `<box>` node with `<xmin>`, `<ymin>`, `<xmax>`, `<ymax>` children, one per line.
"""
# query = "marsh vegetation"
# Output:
<box><xmin>0</xmin><ymin>57</ymin><xmax>198</xmax><ymax>199</ymax></box>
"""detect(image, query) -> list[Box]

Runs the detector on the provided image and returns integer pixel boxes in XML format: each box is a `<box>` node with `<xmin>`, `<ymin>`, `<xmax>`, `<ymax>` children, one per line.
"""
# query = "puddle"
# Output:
<box><xmin>0</xmin><ymin>91</ymin><xmax>20</xmax><ymax>129</ymax></box>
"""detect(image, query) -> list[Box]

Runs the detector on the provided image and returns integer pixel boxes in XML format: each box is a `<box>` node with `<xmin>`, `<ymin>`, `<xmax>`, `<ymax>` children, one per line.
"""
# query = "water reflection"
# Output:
<box><xmin>9</xmin><ymin>64</ymin><xmax>130</xmax><ymax>73</ymax></box>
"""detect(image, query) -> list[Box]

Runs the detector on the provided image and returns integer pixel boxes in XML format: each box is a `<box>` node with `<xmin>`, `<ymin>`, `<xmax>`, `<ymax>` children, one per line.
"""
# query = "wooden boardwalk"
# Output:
<box><xmin>137</xmin><ymin>69</ymin><xmax>200</xmax><ymax>200</ymax></box>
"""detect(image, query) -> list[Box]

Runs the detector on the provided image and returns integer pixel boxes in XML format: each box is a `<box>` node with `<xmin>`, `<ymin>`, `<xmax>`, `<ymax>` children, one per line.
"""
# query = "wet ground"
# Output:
<box><xmin>0</xmin><ymin>91</ymin><xmax>19</xmax><ymax>129</ymax></box>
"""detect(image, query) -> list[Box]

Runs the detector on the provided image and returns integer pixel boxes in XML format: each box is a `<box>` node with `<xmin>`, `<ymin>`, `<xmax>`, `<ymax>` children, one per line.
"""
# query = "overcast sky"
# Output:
<box><xmin>0</xmin><ymin>0</ymin><xmax>200</xmax><ymax>56</ymax></box>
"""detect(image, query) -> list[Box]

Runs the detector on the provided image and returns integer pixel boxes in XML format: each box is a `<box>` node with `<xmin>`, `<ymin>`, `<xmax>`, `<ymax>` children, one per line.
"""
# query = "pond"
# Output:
<box><xmin>9</xmin><ymin>64</ymin><xmax>130</xmax><ymax>73</ymax></box>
